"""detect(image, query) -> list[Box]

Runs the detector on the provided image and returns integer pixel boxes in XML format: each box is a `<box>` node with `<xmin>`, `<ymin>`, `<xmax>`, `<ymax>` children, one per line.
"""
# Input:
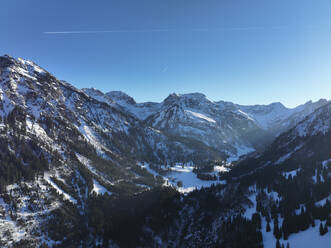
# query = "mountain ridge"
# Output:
<box><xmin>0</xmin><ymin>55</ymin><xmax>330</xmax><ymax>247</ymax></box>
<box><xmin>83</xmin><ymin>87</ymin><xmax>328</xmax><ymax>134</ymax></box>
<box><xmin>1</xmin><ymin>54</ymin><xmax>328</xmax><ymax>164</ymax></box>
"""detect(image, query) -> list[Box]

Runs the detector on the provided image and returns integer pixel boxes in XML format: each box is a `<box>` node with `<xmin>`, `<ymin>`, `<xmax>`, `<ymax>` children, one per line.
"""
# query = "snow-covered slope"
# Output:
<box><xmin>83</xmin><ymin>88</ymin><xmax>162</xmax><ymax>120</ymax></box>
<box><xmin>0</xmin><ymin>54</ymin><xmax>169</xmax><ymax>195</ymax></box>
<box><xmin>239</xmin><ymin>99</ymin><xmax>328</xmax><ymax>136</ymax></box>
<box><xmin>269</xmin><ymin>102</ymin><xmax>331</xmax><ymax>166</ymax></box>
<box><xmin>229</xmin><ymin>101</ymin><xmax>331</xmax><ymax>180</ymax></box>
<box><xmin>144</xmin><ymin>93</ymin><xmax>271</xmax><ymax>161</ymax></box>
<box><xmin>294</xmin><ymin>102</ymin><xmax>331</xmax><ymax>137</ymax></box>
<box><xmin>0</xmin><ymin>55</ymin><xmax>169</xmax><ymax>246</ymax></box>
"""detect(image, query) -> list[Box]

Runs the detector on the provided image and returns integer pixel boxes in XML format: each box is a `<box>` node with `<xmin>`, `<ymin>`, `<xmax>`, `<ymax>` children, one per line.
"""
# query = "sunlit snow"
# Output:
<box><xmin>92</xmin><ymin>179</ymin><xmax>112</xmax><ymax>196</ymax></box>
<box><xmin>185</xmin><ymin>110</ymin><xmax>216</xmax><ymax>123</ymax></box>
<box><xmin>138</xmin><ymin>162</ymin><xmax>226</xmax><ymax>193</ymax></box>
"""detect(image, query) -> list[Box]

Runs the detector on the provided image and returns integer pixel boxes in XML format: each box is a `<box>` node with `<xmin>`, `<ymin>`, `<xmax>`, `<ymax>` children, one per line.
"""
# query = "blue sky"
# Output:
<box><xmin>1</xmin><ymin>0</ymin><xmax>331</xmax><ymax>107</ymax></box>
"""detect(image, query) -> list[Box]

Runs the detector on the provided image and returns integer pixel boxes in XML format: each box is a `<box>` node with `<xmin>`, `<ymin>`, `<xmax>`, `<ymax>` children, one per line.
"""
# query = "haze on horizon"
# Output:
<box><xmin>1</xmin><ymin>0</ymin><xmax>331</xmax><ymax>108</ymax></box>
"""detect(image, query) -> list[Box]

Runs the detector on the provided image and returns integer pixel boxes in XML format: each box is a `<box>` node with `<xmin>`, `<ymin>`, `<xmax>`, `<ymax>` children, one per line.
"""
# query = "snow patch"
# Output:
<box><xmin>92</xmin><ymin>179</ymin><xmax>112</xmax><ymax>196</ymax></box>
<box><xmin>262</xmin><ymin>219</ymin><xmax>331</xmax><ymax>248</ymax></box>
<box><xmin>315</xmin><ymin>195</ymin><xmax>330</xmax><ymax>207</ymax></box>
<box><xmin>44</xmin><ymin>172</ymin><xmax>77</xmax><ymax>204</ymax></box>
<box><xmin>282</xmin><ymin>168</ymin><xmax>301</xmax><ymax>179</ymax></box>
<box><xmin>243</xmin><ymin>193</ymin><xmax>257</xmax><ymax>220</ymax></box>
<box><xmin>185</xmin><ymin>110</ymin><xmax>216</xmax><ymax>123</ymax></box>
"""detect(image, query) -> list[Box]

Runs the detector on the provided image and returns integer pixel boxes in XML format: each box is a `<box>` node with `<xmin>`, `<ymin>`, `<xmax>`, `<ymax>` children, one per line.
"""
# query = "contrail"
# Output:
<box><xmin>42</xmin><ymin>27</ymin><xmax>264</xmax><ymax>34</ymax></box>
<box><xmin>43</xmin><ymin>29</ymin><xmax>179</xmax><ymax>34</ymax></box>
<box><xmin>43</xmin><ymin>26</ymin><xmax>310</xmax><ymax>35</ymax></box>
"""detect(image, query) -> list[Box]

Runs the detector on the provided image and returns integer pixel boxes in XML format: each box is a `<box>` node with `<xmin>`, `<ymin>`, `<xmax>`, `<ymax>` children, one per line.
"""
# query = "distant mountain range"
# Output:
<box><xmin>83</xmin><ymin>85</ymin><xmax>328</xmax><ymax>162</ymax></box>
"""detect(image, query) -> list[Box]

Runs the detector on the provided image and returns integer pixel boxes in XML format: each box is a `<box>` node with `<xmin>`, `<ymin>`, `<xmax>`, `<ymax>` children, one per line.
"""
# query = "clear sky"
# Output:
<box><xmin>1</xmin><ymin>0</ymin><xmax>331</xmax><ymax>107</ymax></box>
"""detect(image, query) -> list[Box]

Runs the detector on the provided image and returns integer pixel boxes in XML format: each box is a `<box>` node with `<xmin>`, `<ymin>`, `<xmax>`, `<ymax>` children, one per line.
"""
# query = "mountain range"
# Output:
<box><xmin>0</xmin><ymin>55</ymin><xmax>330</xmax><ymax>247</ymax></box>
<box><xmin>83</xmin><ymin>78</ymin><xmax>327</xmax><ymax>162</ymax></box>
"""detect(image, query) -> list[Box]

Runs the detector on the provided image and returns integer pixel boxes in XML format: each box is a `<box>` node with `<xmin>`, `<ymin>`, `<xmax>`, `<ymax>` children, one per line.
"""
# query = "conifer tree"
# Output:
<box><xmin>273</xmin><ymin>221</ymin><xmax>278</xmax><ymax>236</ymax></box>
<box><xmin>274</xmin><ymin>221</ymin><xmax>281</xmax><ymax>239</ymax></box>
<box><xmin>252</xmin><ymin>213</ymin><xmax>262</xmax><ymax>230</ymax></box>
<box><xmin>276</xmin><ymin>239</ymin><xmax>281</xmax><ymax>248</ymax></box>
<box><xmin>319</xmin><ymin>223</ymin><xmax>324</xmax><ymax>236</ymax></box>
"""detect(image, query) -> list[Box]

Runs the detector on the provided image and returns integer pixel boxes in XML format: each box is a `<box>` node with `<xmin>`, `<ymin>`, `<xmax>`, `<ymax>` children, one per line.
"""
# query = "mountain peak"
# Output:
<box><xmin>82</xmin><ymin>87</ymin><xmax>104</xmax><ymax>96</ymax></box>
<box><xmin>0</xmin><ymin>54</ymin><xmax>16</xmax><ymax>68</ymax></box>
<box><xmin>304</xmin><ymin>98</ymin><xmax>328</xmax><ymax>106</ymax></box>
<box><xmin>163</xmin><ymin>92</ymin><xmax>209</xmax><ymax>106</ymax></box>
<box><xmin>163</xmin><ymin>92</ymin><xmax>181</xmax><ymax>104</ymax></box>
<box><xmin>0</xmin><ymin>55</ymin><xmax>46</xmax><ymax>78</ymax></box>
<box><xmin>270</xmin><ymin>102</ymin><xmax>285</xmax><ymax>108</ymax></box>
<box><xmin>106</xmin><ymin>91</ymin><xmax>136</xmax><ymax>105</ymax></box>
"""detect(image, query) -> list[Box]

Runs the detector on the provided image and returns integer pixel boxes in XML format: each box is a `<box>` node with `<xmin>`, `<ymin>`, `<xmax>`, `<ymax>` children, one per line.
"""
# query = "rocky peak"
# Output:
<box><xmin>163</xmin><ymin>93</ymin><xmax>180</xmax><ymax>106</ymax></box>
<box><xmin>82</xmin><ymin>88</ymin><xmax>106</xmax><ymax>99</ymax></box>
<box><xmin>0</xmin><ymin>55</ymin><xmax>16</xmax><ymax>68</ymax></box>
<box><xmin>0</xmin><ymin>55</ymin><xmax>47</xmax><ymax>84</ymax></box>
<box><xmin>163</xmin><ymin>92</ymin><xmax>210</xmax><ymax>108</ymax></box>
<box><xmin>106</xmin><ymin>91</ymin><xmax>136</xmax><ymax>105</ymax></box>
<box><xmin>302</xmin><ymin>98</ymin><xmax>328</xmax><ymax>109</ymax></box>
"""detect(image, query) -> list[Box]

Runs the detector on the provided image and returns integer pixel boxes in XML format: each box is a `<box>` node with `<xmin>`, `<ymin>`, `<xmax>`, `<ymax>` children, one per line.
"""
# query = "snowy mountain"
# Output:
<box><xmin>84</xmin><ymin>88</ymin><xmax>327</xmax><ymax>161</ymax></box>
<box><xmin>86</xmin><ymin>88</ymin><xmax>327</xmax><ymax>138</ymax></box>
<box><xmin>238</xmin><ymin>99</ymin><xmax>328</xmax><ymax>136</ymax></box>
<box><xmin>0</xmin><ymin>55</ymin><xmax>330</xmax><ymax>247</ymax></box>
<box><xmin>0</xmin><ymin>55</ymin><xmax>167</xmax><ymax>246</ymax></box>
<box><xmin>230</xmin><ymin>101</ymin><xmax>331</xmax><ymax>177</ymax></box>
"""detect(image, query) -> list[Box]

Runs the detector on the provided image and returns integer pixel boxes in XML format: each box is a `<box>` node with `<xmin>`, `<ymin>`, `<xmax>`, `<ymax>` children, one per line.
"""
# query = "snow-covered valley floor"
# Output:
<box><xmin>138</xmin><ymin>162</ymin><xmax>227</xmax><ymax>193</ymax></box>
